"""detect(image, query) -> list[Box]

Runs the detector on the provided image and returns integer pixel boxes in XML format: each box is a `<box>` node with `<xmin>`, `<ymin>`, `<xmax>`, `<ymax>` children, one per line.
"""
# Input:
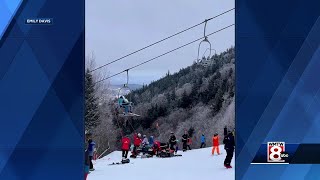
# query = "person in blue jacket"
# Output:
<box><xmin>118</xmin><ymin>96</ymin><xmax>132</xmax><ymax>114</ymax></box>
<box><xmin>149</xmin><ymin>136</ymin><xmax>154</xmax><ymax>146</ymax></box>
<box><xmin>86</xmin><ymin>132</ymin><xmax>96</xmax><ymax>171</ymax></box>
<box><xmin>200</xmin><ymin>134</ymin><xmax>206</xmax><ymax>148</ymax></box>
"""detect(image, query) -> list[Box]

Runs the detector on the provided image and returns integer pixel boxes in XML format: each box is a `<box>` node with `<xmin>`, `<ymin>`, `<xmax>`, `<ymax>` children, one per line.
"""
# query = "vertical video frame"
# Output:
<box><xmin>85</xmin><ymin>1</ymin><xmax>235</xmax><ymax>179</ymax></box>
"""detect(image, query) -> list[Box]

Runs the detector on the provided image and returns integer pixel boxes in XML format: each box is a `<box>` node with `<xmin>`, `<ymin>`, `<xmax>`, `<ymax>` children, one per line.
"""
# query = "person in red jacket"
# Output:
<box><xmin>153</xmin><ymin>140</ymin><xmax>161</xmax><ymax>156</ymax></box>
<box><xmin>132</xmin><ymin>133</ymin><xmax>142</xmax><ymax>156</ymax></box>
<box><xmin>121</xmin><ymin>136</ymin><xmax>131</xmax><ymax>159</ymax></box>
<box><xmin>212</xmin><ymin>133</ymin><xmax>220</xmax><ymax>155</ymax></box>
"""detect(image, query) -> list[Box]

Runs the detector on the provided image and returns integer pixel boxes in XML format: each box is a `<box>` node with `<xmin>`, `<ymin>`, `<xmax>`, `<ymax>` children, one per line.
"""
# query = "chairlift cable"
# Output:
<box><xmin>94</xmin><ymin>24</ymin><xmax>234</xmax><ymax>84</ymax></box>
<box><xmin>90</xmin><ymin>8</ymin><xmax>234</xmax><ymax>72</ymax></box>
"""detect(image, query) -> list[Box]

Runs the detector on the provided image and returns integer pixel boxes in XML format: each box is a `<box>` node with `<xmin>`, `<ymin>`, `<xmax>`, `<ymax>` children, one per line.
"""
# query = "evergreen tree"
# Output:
<box><xmin>166</xmin><ymin>70</ymin><xmax>170</xmax><ymax>77</ymax></box>
<box><xmin>85</xmin><ymin>69</ymin><xmax>100</xmax><ymax>130</ymax></box>
<box><xmin>171</xmin><ymin>92</ymin><xmax>176</xmax><ymax>101</ymax></box>
<box><xmin>179</xmin><ymin>90</ymin><xmax>191</xmax><ymax>108</ymax></box>
<box><xmin>213</xmin><ymin>88</ymin><xmax>224</xmax><ymax>113</ymax></box>
<box><xmin>190</xmin><ymin>83</ymin><xmax>199</xmax><ymax>104</ymax></box>
<box><xmin>165</xmin><ymin>92</ymin><xmax>171</xmax><ymax>105</ymax></box>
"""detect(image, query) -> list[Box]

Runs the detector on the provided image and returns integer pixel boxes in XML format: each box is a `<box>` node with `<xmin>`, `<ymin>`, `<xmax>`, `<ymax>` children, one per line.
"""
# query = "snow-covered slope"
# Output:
<box><xmin>89</xmin><ymin>145</ymin><xmax>235</xmax><ymax>180</ymax></box>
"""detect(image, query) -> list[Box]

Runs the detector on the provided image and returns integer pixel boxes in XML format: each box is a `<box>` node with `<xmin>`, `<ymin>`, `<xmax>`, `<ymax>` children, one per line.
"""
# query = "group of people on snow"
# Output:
<box><xmin>85</xmin><ymin>126</ymin><xmax>235</xmax><ymax>179</ymax></box>
<box><xmin>118</xmin><ymin>133</ymin><xmax>155</xmax><ymax>160</ymax></box>
<box><xmin>120</xmin><ymin>126</ymin><xmax>235</xmax><ymax>168</ymax></box>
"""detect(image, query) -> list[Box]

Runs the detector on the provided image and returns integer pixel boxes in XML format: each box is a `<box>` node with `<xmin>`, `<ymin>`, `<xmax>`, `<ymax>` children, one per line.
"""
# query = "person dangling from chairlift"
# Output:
<box><xmin>118</xmin><ymin>95</ymin><xmax>133</xmax><ymax>114</ymax></box>
<box><xmin>116</xmin><ymin>70</ymin><xmax>141</xmax><ymax>117</ymax></box>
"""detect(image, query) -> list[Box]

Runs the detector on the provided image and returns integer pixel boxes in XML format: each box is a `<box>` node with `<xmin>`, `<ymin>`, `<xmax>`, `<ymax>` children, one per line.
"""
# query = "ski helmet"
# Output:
<box><xmin>138</xmin><ymin>133</ymin><xmax>141</xmax><ymax>137</ymax></box>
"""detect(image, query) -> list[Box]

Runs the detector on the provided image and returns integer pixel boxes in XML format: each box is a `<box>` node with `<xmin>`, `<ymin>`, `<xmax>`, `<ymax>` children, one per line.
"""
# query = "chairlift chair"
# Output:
<box><xmin>196</xmin><ymin>19</ymin><xmax>215</xmax><ymax>67</ymax></box>
<box><xmin>200</xmin><ymin>48</ymin><xmax>216</xmax><ymax>67</ymax></box>
<box><xmin>116</xmin><ymin>70</ymin><xmax>140</xmax><ymax>117</ymax></box>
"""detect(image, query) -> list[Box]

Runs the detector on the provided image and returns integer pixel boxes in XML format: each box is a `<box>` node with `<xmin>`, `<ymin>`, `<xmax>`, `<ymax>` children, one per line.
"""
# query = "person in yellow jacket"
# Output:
<box><xmin>212</xmin><ymin>133</ymin><xmax>220</xmax><ymax>155</ymax></box>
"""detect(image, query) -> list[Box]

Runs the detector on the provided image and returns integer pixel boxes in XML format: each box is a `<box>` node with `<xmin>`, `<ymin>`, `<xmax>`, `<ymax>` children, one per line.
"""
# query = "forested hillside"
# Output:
<box><xmin>87</xmin><ymin>47</ymin><xmax>235</xmax><ymax>155</ymax></box>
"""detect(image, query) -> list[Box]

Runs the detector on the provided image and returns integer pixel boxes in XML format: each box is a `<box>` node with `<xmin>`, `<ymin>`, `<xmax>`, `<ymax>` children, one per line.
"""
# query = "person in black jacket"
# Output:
<box><xmin>223</xmin><ymin>131</ymin><xmax>235</xmax><ymax>168</ymax></box>
<box><xmin>182</xmin><ymin>131</ymin><xmax>189</xmax><ymax>151</ymax></box>
<box><xmin>168</xmin><ymin>132</ymin><xmax>177</xmax><ymax>151</ymax></box>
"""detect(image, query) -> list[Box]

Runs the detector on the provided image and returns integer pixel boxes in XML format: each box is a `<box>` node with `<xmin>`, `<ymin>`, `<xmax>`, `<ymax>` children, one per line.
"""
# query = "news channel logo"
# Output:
<box><xmin>267</xmin><ymin>142</ymin><xmax>289</xmax><ymax>163</ymax></box>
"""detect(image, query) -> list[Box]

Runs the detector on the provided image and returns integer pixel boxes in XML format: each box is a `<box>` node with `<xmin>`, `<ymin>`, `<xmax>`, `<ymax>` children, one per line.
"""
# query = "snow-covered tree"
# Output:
<box><xmin>85</xmin><ymin>69</ymin><xmax>100</xmax><ymax>130</ymax></box>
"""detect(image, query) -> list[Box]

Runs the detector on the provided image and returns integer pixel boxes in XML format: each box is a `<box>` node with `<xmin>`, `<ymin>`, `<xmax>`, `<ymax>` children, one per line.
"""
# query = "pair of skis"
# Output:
<box><xmin>108</xmin><ymin>158</ymin><xmax>131</xmax><ymax>166</ymax></box>
<box><xmin>159</xmin><ymin>154</ymin><xmax>182</xmax><ymax>158</ymax></box>
<box><xmin>108</xmin><ymin>162</ymin><xmax>133</xmax><ymax>166</ymax></box>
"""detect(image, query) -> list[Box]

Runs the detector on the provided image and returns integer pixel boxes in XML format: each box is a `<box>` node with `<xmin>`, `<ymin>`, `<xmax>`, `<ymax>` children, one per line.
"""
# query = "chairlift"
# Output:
<box><xmin>196</xmin><ymin>19</ymin><xmax>213</xmax><ymax>67</ymax></box>
<box><xmin>116</xmin><ymin>70</ymin><xmax>140</xmax><ymax>117</ymax></box>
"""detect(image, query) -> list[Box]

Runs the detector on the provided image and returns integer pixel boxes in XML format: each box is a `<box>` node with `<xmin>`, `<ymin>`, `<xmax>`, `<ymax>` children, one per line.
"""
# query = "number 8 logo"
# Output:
<box><xmin>270</xmin><ymin>146</ymin><xmax>282</xmax><ymax>161</ymax></box>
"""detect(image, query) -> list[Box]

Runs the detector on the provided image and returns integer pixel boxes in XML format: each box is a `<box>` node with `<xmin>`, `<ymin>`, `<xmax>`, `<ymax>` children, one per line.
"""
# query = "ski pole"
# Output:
<box><xmin>97</xmin><ymin>142</ymin><xmax>110</xmax><ymax>159</ymax></box>
<box><xmin>97</xmin><ymin>147</ymin><xmax>110</xmax><ymax>159</ymax></box>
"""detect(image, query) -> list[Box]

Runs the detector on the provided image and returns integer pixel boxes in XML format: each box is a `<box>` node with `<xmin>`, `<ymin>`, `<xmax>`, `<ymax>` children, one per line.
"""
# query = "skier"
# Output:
<box><xmin>200</xmin><ymin>134</ymin><xmax>206</xmax><ymax>148</ymax></box>
<box><xmin>86</xmin><ymin>132</ymin><xmax>96</xmax><ymax>171</ymax></box>
<box><xmin>182</xmin><ymin>131</ymin><xmax>189</xmax><ymax>151</ymax></box>
<box><xmin>223</xmin><ymin>131</ymin><xmax>235</xmax><ymax>168</ymax></box>
<box><xmin>84</xmin><ymin>150</ymin><xmax>90</xmax><ymax>180</ymax></box>
<box><xmin>118</xmin><ymin>95</ymin><xmax>132</xmax><ymax>114</ymax></box>
<box><xmin>121</xmin><ymin>136</ymin><xmax>131</xmax><ymax>159</ymax></box>
<box><xmin>212</xmin><ymin>133</ymin><xmax>220</xmax><ymax>155</ymax></box>
<box><xmin>132</xmin><ymin>133</ymin><xmax>142</xmax><ymax>157</ymax></box>
<box><xmin>168</xmin><ymin>132</ymin><xmax>177</xmax><ymax>152</ymax></box>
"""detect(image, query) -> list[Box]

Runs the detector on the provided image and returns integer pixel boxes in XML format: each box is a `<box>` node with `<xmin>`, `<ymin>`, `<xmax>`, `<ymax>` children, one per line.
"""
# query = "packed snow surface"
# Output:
<box><xmin>89</xmin><ymin>145</ymin><xmax>235</xmax><ymax>180</ymax></box>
